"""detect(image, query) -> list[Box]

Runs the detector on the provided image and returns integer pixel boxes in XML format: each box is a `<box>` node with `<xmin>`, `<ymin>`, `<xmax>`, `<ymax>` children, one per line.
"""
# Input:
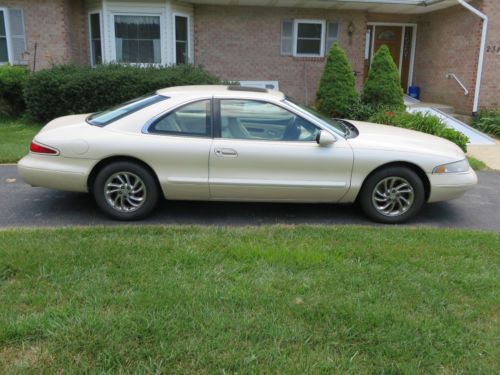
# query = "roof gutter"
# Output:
<box><xmin>457</xmin><ymin>0</ymin><xmax>488</xmax><ymax>115</ymax></box>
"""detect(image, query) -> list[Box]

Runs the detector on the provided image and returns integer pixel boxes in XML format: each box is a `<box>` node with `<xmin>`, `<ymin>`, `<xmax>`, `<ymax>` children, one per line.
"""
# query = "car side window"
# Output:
<box><xmin>220</xmin><ymin>99</ymin><xmax>320</xmax><ymax>141</ymax></box>
<box><xmin>149</xmin><ymin>100</ymin><xmax>211</xmax><ymax>137</ymax></box>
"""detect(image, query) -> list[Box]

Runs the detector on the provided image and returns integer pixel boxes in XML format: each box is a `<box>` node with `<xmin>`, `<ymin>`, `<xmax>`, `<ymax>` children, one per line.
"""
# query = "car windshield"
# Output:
<box><xmin>87</xmin><ymin>94</ymin><xmax>168</xmax><ymax>126</ymax></box>
<box><xmin>284</xmin><ymin>97</ymin><xmax>347</xmax><ymax>135</ymax></box>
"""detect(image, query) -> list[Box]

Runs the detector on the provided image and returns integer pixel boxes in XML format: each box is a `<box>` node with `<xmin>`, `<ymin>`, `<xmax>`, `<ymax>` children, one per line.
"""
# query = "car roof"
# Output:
<box><xmin>156</xmin><ymin>85</ymin><xmax>285</xmax><ymax>101</ymax></box>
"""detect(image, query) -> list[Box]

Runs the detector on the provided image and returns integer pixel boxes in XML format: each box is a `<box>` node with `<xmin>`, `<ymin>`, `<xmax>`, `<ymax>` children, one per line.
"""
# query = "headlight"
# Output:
<box><xmin>433</xmin><ymin>159</ymin><xmax>470</xmax><ymax>174</ymax></box>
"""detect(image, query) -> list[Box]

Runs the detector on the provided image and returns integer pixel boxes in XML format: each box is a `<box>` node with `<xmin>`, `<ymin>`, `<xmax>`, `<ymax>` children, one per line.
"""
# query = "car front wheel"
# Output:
<box><xmin>93</xmin><ymin>161</ymin><xmax>159</xmax><ymax>220</ymax></box>
<box><xmin>359</xmin><ymin>167</ymin><xmax>425</xmax><ymax>224</ymax></box>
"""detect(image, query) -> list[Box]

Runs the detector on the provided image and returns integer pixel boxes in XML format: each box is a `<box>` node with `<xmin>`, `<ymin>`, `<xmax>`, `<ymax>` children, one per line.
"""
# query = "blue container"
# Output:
<box><xmin>408</xmin><ymin>86</ymin><xmax>420</xmax><ymax>100</ymax></box>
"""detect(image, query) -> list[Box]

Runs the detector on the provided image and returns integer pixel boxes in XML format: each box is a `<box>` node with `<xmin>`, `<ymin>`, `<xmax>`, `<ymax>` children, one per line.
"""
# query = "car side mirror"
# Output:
<box><xmin>316</xmin><ymin>130</ymin><xmax>337</xmax><ymax>147</ymax></box>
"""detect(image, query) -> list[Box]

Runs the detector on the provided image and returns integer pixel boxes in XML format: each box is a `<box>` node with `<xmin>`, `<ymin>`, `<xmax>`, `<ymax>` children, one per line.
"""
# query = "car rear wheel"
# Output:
<box><xmin>93</xmin><ymin>162</ymin><xmax>159</xmax><ymax>220</ymax></box>
<box><xmin>359</xmin><ymin>167</ymin><xmax>425</xmax><ymax>224</ymax></box>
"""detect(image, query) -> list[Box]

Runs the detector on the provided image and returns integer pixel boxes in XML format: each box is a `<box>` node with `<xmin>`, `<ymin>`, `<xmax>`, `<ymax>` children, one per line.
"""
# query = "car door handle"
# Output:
<box><xmin>214</xmin><ymin>148</ymin><xmax>238</xmax><ymax>157</ymax></box>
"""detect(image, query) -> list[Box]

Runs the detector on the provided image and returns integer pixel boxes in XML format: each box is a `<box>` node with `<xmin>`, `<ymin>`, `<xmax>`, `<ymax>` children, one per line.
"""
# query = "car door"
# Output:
<box><xmin>209</xmin><ymin>99</ymin><xmax>353</xmax><ymax>202</ymax></box>
<box><xmin>142</xmin><ymin>99</ymin><xmax>213</xmax><ymax>200</ymax></box>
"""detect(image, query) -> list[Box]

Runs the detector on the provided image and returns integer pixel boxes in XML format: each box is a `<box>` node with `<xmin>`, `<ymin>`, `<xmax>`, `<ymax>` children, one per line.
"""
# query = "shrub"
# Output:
<box><xmin>369</xmin><ymin>110</ymin><xmax>469</xmax><ymax>152</ymax></box>
<box><xmin>347</xmin><ymin>102</ymin><xmax>381</xmax><ymax>121</ymax></box>
<box><xmin>24</xmin><ymin>64</ymin><xmax>220</xmax><ymax>122</ymax></box>
<box><xmin>0</xmin><ymin>65</ymin><xmax>29</xmax><ymax>116</ymax></box>
<box><xmin>316</xmin><ymin>43</ymin><xmax>358</xmax><ymax>118</ymax></box>
<box><xmin>362</xmin><ymin>45</ymin><xmax>404</xmax><ymax>109</ymax></box>
<box><xmin>472</xmin><ymin>109</ymin><xmax>500</xmax><ymax>138</ymax></box>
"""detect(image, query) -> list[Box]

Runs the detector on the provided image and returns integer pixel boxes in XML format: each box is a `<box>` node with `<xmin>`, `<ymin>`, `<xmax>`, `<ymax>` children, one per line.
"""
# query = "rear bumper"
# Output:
<box><xmin>18</xmin><ymin>154</ymin><xmax>96</xmax><ymax>193</ymax></box>
<box><xmin>427</xmin><ymin>169</ymin><xmax>478</xmax><ymax>202</ymax></box>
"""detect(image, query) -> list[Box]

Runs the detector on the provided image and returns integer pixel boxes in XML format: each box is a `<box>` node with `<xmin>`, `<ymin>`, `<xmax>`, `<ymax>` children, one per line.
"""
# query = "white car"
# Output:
<box><xmin>18</xmin><ymin>85</ymin><xmax>477</xmax><ymax>223</ymax></box>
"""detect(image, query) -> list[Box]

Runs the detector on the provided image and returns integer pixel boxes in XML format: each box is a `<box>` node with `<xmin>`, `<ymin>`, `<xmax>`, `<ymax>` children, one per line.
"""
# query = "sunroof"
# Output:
<box><xmin>227</xmin><ymin>85</ymin><xmax>268</xmax><ymax>93</ymax></box>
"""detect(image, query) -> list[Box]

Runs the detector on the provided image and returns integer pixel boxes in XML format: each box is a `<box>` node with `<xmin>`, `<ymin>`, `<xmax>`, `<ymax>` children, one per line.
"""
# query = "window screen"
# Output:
<box><xmin>175</xmin><ymin>15</ymin><xmax>189</xmax><ymax>64</ymax></box>
<box><xmin>114</xmin><ymin>15</ymin><xmax>161</xmax><ymax>63</ymax></box>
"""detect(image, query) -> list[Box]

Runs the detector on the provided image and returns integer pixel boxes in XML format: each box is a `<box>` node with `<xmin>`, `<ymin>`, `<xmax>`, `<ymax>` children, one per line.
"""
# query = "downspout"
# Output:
<box><xmin>457</xmin><ymin>0</ymin><xmax>488</xmax><ymax>115</ymax></box>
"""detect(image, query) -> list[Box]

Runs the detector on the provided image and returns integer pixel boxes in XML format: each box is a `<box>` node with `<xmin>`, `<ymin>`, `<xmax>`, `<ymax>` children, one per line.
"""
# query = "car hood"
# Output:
<box><xmin>346</xmin><ymin>120</ymin><xmax>465</xmax><ymax>160</ymax></box>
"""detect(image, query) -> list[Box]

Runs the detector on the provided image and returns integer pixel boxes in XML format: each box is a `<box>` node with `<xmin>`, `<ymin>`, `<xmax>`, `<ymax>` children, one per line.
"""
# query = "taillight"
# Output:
<box><xmin>30</xmin><ymin>142</ymin><xmax>58</xmax><ymax>155</ymax></box>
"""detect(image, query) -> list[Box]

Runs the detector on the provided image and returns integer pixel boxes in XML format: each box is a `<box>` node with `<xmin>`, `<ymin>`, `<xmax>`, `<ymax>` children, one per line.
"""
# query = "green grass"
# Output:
<box><xmin>0</xmin><ymin>117</ymin><xmax>41</xmax><ymax>163</ymax></box>
<box><xmin>0</xmin><ymin>226</ymin><xmax>498</xmax><ymax>374</ymax></box>
<box><xmin>468</xmin><ymin>156</ymin><xmax>488</xmax><ymax>171</ymax></box>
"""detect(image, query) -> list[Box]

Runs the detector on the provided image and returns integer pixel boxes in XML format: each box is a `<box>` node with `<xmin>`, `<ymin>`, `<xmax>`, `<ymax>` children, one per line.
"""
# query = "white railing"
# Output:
<box><xmin>446</xmin><ymin>73</ymin><xmax>469</xmax><ymax>96</ymax></box>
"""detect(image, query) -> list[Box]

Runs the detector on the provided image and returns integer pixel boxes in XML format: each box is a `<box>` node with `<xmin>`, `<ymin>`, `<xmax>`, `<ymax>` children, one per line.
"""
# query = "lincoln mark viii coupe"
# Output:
<box><xmin>18</xmin><ymin>85</ymin><xmax>477</xmax><ymax>223</ymax></box>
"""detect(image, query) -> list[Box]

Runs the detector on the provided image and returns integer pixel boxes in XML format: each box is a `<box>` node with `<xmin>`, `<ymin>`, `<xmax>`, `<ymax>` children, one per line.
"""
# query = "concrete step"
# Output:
<box><xmin>449</xmin><ymin>113</ymin><xmax>473</xmax><ymax>125</ymax></box>
<box><xmin>407</xmin><ymin>102</ymin><xmax>455</xmax><ymax>114</ymax></box>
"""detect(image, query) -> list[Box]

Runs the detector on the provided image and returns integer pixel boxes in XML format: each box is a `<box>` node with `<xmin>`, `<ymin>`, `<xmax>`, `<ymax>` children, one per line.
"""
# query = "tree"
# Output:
<box><xmin>316</xmin><ymin>43</ymin><xmax>358</xmax><ymax>118</ymax></box>
<box><xmin>362</xmin><ymin>45</ymin><xmax>404</xmax><ymax>109</ymax></box>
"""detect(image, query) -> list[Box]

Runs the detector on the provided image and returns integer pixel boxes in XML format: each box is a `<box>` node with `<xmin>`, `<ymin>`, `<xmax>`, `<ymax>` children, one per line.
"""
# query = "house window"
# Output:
<box><xmin>89</xmin><ymin>13</ymin><xmax>102</xmax><ymax>66</ymax></box>
<box><xmin>0</xmin><ymin>10</ymin><xmax>8</xmax><ymax>63</ymax></box>
<box><xmin>294</xmin><ymin>20</ymin><xmax>325</xmax><ymax>57</ymax></box>
<box><xmin>0</xmin><ymin>8</ymin><xmax>27</xmax><ymax>65</ymax></box>
<box><xmin>174</xmin><ymin>15</ymin><xmax>189</xmax><ymax>64</ymax></box>
<box><xmin>114</xmin><ymin>15</ymin><xmax>161</xmax><ymax>64</ymax></box>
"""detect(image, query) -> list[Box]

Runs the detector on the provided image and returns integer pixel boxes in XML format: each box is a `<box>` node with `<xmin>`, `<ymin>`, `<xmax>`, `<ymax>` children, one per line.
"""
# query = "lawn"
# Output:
<box><xmin>0</xmin><ymin>117</ymin><xmax>41</xmax><ymax>163</ymax></box>
<box><xmin>0</xmin><ymin>226</ymin><xmax>498</xmax><ymax>374</ymax></box>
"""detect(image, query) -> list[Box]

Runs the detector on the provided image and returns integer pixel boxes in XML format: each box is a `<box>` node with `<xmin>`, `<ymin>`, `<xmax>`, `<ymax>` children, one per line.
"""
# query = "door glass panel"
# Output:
<box><xmin>220</xmin><ymin>100</ymin><xmax>319</xmax><ymax>141</ymax></box>
<box><xmin>150</xmin><ymin>100</ymin><xmax>211</xmax><ymax>136</ymax></box>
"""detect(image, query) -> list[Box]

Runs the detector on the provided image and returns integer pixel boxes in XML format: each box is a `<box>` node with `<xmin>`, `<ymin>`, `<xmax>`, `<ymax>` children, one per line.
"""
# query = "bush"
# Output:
<box><xmin>24</xmin><ymin>64</ymin><xmax>220</xmax><ymax>122</ymax></box>
<box><xmin>362</xmin><ymin>45</ymin><xmax>404</xmax><ymax>110</ymax></box>
<box><xmin>0</xmin><ymin>65</ymin><xmax>29</xmax><ymax>116</ymax></box>
<box><xmin>316</xmin><ymin>43</ymin><xmax>358</xmax><ymax>118</ymax></box>
<box><xmin>472</xmin><ymin>109</ymin><xmax>500</xmax><ymax>138</ymax></box>
<box><xmin>369</xmin><ymin>110</ymin><xmax>469</xmax><ymax>152</ymax></box>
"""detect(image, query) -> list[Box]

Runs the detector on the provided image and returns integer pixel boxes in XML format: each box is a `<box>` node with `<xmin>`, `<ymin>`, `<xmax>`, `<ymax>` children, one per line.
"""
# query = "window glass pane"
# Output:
<box><xmin>150</xmin><ymin>100</ymin><xmax>211</xmax><ymax>136</ymax></box>
<box><xmin>175</xmin><ymin>16</ymin><xmax>188</xmax><ymax>42</ymax></box>
<box><xmin>88</xmin><ymin>94</ymin><xmax>167</xmax><ymax>126</ymax></box>
<box><xmin>90</xmin><ymin>13</ymin><xmax>100</xmax><ymax>38</ymax></box>
<box><xmin>0</xmin><ymin>11</ymin><xmax>5</xmax><ymax>36</ymax></box>
<box><xmin>176</xmin><ymin>42</ymin><xmax>188</xmax><ymax>64</ymax></box>
<box><xmin>0</xmin><ymin>38</ymin><xmax>8</xmax><ymax>62</ymax></box>
<box><xmin>115</xmin><ymin>15</ymin><xmax>160</xmax><ymax>63</ymax></box>
<box><xmin>296</xmin><ymin>39</ymin><xmax>321</xmax><ymax>55</ymax></box>
<box><xmin>220</xmin><ymin>100</ymin><xmax>319</xmax><ymax>141</ymax></box>
<box><xmin>297</xmin><ymin>23</ymin><xmax>322</xmax><ymax>39</ymax></box>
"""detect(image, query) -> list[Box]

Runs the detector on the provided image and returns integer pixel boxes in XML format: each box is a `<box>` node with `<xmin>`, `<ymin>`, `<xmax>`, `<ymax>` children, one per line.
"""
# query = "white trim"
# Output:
<box><xmin>0</xmin><ymin>7</ymin><xmax>13</xmax><ymax>64</ymax></box>
<box><xmin>293</xmin><ymin>19</ymin><xmax>326</xmax><ymax>58</ymax></box>
<box><xmin>408</xmin><ymin>23</ymin><xmax>417</xmax><ymax>91</ymax></box>
<box><xmin>367</xmin><ymin>22</ymin><xmax>418</xmax><ymax>27</ymax></box>
<box><xmin>172</xmin><ymin>12</ymin><xmax>191</xmax><ymax>64</ymax></box>
<box><xmin>88</xmin><ymin>11</ymin><xmax>103</xmax><ymax>66</ymax></box>
<box><xmin>398</xmin><ymin>25</ymin><xmax>405</xmax><ymax>73</ymax></box>
<box><xmin>110</xmin><ymin>11</ymin><xmax>164</xmax><ymax>65</ymax></box>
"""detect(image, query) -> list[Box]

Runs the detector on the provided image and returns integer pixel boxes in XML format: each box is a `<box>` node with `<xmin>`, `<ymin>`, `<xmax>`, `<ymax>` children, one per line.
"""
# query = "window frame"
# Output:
<box><xmin>145</xmin><ymin>98</ymin><xmax>214</xmax><ymax>138</ymax></box>
<box><xmin>111</xmin><ymin>12</ymin><xmax>164</xmax><ymax>65</ymax></box>
<box><xmin>0</xmin><ymin>7</ymin><xmax>13</xmax><ymax>64</ymax></box>
<box><xmin>88</xmin><ymin>11</ymin><xmax>103</xmax><ymax>67</ymax></box>
<box><xmin>293</xmin><ymin>19</ymin><xmax>326</xmax><ymax>58</ymax></box>
<box><xmin>215</xmin><ymin>98</ymin><xmax>321</xmax><ymax>143</ymax></box>
<box><xmin>172</xmin><ymin>12</ymin><xmax>191</xmax><ymax>65</ymax></box>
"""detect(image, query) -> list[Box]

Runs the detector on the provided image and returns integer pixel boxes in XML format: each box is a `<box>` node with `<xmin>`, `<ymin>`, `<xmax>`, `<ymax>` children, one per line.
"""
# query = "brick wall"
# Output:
<box><xmin>0</xmin><ymin>0</ymin><xmax>87</xmax><ymax>70</ymax></box>
<box><xmin>413</xmin><ymin>2</ymin><xmax>482</xmax><ymax>114</ymax></box>
<box><xmin>479</xmin><ymin>0</ymin><xmax>500</xmax><ymax>109</ymax></box>
<box><xmin>194</xmin><ymin>5</ymin><xmax>366</xmax><ymax>104</ymax></box>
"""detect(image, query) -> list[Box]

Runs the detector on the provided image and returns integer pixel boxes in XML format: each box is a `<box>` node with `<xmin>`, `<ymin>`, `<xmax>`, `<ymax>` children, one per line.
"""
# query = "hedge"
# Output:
<box><xmin>0</xmin><ymin>65</ymin><xmax>29</xmax><ymax>117</ymax></box>
<box><xmin>369</xmin><ymin>110</ymin><xmax>469</xmax><ymax>152</ymax></box>
<box><xmin>24</xmin><ymin>64</ymin><xmax>220</xmax><ymax>122</ymax></box>
<box><xmin>362</xmin><ymin>45</ymin><xmax>404</xmax><ymax>109</ymax></box>
<box><xmin>316</xmin><ymin>43</ymin><xmax>358</xmax><ymax>118</ymax></box>
<box><xmin>472</xmin><ymin>109</ymin><xmax>500</xmax><ymax>138</ymax></box>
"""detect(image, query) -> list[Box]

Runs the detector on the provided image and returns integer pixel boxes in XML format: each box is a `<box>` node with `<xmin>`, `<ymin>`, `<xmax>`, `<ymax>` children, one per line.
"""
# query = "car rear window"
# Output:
<box><xmin>87</xmin><ymin>94</ymin><xmax>168</xmax><ymax>126</ymax></box>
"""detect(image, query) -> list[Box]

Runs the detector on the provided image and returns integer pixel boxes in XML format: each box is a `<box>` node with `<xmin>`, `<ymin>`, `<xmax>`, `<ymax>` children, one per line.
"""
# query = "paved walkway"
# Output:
<box><xmin>468</xmin><ymin>140</ymin><xmax>500</xmax><ymax>171</ymax></box>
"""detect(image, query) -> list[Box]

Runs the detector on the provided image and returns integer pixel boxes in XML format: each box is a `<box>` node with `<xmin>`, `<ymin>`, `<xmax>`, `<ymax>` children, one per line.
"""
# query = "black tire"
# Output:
<box><xmin>93</xmin><ymin>161</ymin><xmax>159</xmax><ymax>221</ymax></box>
<box><xmin>359</xmin><ymin>166</ymin><xmax>425</xmax><ymax>224</ymax></box>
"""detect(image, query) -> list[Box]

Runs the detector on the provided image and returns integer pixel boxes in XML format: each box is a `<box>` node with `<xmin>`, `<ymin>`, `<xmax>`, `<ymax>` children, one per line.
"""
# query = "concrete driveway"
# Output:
<box><xmin>1</xmin><ymin>165</ymin><xmax>499</xmax><ymax>231</ymax></box>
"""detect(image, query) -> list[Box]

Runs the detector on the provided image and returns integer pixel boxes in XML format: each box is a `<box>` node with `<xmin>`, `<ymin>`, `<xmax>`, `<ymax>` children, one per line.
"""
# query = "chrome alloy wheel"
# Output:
<box><xmin>371</xmin><ymin>176</ymin><xmax>415</xmax><ymax>217</ymax></box>
<box><xmin>104</xmin><ymin>172</ymin><xmax>147</xmax><ymax>212</ymax></box>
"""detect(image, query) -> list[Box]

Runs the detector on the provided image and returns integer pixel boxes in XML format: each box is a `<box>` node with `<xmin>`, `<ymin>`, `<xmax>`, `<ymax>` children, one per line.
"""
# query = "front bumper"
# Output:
<box><xmin>18</xmin><ymin>153</ymin><xmax>96</xmax><ymax>193</ymax></box>
<box><xmin>427</xmin><ymin>169</ymin><xmax>478</xmax><ymax>202</ymax></box>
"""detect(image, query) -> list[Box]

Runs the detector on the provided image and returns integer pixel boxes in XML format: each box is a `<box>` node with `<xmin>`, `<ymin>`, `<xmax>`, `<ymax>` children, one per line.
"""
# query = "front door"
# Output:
<box><xmin>208</xmin><ymin>99</ymin><xmax>353</xmax><ymax>202</ymax></box>
<box><xmin>368</xmin><ymin>25</ymin><xmax>415</xmax><ymax>92</ymax></box>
